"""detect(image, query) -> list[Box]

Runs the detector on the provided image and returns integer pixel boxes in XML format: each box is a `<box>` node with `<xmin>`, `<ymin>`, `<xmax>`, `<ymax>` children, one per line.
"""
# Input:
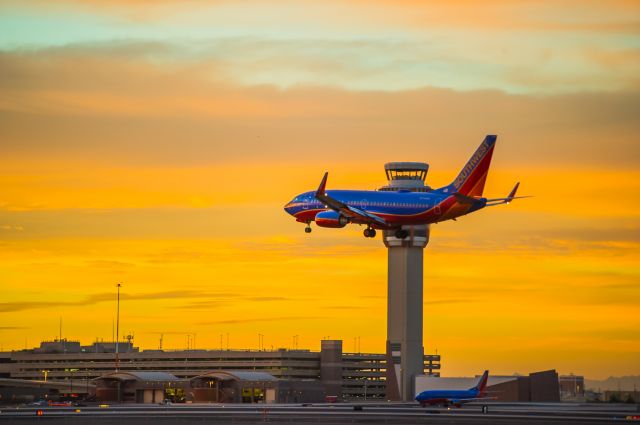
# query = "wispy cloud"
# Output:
<box><xmin>0</xmin><ymin>289</ymin><xmax>240</xmax><ymax>313</ymax></box>
<box><xmin>1</xmin><ymin>1</ymin><xmax>637</xmax><ymax>93</ymax></box>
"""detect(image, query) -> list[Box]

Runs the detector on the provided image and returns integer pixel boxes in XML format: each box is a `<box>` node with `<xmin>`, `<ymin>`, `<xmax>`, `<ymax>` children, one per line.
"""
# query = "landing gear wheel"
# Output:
<box><xmin>363</xmin><ymin>228</ymin><xmax>377</xmax><ymax>238</ymax></box>
<box><xmin>304</xmin><ymin>225</ymin><xmax>312</xmax><ymax>233</ymax></box>
<box><xmin>395</xmin><ymin>229</ymin><xmax>408</xmax><ymax>239</ymax></box>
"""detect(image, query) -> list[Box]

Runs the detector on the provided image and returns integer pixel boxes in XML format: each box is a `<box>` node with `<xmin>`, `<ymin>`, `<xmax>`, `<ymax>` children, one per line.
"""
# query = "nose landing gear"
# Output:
<box><xmin>363</xmin><ymin>228</ymin><xmax>376</xmax><ymax>238</ymax></box>
<box><xmin>304</xmin><ymin>223</ymin><xmax>312</xmax><ymax>233</ymax></box>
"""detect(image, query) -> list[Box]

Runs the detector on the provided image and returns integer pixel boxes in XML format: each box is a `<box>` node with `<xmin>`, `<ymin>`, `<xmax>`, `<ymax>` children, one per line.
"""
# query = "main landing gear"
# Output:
<box><xmin>363</xmin><ymin>228</ymin><xmax>376</xmax><ymax>238</ymax></box>
<box><xmin>304</xmin><ymin>223</ymin><xmax>312</xmax><ymax>233</ymax></box>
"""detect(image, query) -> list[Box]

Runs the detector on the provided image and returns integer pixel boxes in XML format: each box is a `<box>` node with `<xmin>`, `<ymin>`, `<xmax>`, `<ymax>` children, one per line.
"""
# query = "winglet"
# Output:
<box><xmin>316</xmin><ymin>172</ymin><xmax>329</xmax><ymax>197</ymax></box>
<box><xmin>507</xmin><ymin>182</ymin><xmax>520</xmax><ymax>202</ymax></box>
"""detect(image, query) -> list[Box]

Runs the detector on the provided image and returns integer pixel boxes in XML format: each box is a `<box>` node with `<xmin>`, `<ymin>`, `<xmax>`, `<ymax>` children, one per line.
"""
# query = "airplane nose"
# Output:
<box><xmin>284</xmin><ymin>203</ymin><xmax>294</xmax><ymax>215</ymax></box>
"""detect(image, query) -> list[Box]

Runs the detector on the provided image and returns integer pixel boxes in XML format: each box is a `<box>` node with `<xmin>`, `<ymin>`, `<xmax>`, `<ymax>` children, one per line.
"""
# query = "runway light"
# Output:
<box><xmin>99</xmin><ymin>404</ymin><xmax>109</xmax><ymax>408</ymax></box>
<box><xmin>74</xmin><ymin>409</ymin><xmax>81</xmax><ymax>413</ymax></box>
<box><xmin>36</xmin><ymin>410</ymin><xmax>44</xmax><ymax>416</ymax></box>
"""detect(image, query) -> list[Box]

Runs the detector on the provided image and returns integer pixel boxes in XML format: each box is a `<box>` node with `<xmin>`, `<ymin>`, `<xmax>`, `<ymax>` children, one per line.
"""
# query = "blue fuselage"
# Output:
<box><xmin>415</xmin><ymin>388</ymin><xmax>479</xmax><ymax>405</ymax></box>
<box><xmin>284</xmin><ymin>189</ymin><xmax>486</xmax><ymax>228</ymax></box>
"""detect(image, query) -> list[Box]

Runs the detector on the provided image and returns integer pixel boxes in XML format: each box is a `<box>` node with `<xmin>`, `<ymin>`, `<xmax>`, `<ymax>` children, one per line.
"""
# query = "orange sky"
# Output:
<box><xmin>0</xmin><ymin>0</ymin><xmax>638</xmax><ymax>380</ymax></box>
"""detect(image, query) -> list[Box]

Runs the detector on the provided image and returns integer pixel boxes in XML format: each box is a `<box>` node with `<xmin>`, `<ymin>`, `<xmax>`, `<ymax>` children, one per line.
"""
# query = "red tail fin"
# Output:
<box><xmin>450</xmin><ymin>135</ymin><xmax>496</xmax><ymax>197</ymax></box>
<box><xmin>471</xmin><ymin>370</ymin><xmax>490</xmax><ymax>395</ymax></box>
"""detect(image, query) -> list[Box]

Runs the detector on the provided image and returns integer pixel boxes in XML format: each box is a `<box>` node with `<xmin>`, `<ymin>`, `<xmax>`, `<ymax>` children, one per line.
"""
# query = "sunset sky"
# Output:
<box><xmin>0</xmin><ymin>1</ymin><xmax>638</xmax><ymax>380</ymax></box>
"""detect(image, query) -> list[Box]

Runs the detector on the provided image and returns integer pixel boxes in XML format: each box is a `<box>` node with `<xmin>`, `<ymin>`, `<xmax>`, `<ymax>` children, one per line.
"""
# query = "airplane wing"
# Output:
<box><xmin>485</xmin><ymin>182</ymin><xmax>531</xmax><ymax>206</ymax></box>
<box><xmin>315</xmin><ymin>172</ymin><xmax>389</xmax><ymax>228</ymax></box>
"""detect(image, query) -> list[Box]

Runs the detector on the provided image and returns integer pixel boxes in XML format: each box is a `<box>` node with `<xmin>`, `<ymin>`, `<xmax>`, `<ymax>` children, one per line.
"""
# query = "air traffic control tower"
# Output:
<box><xmin>380</xmin><ymin>162</ymin><xmax>431</xmax><ymax>401</ymax></box>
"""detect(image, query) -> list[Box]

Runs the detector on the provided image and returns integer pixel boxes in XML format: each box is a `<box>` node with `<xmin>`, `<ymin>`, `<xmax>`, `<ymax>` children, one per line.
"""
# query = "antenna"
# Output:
<box><xmin>125</xmin><ymin>332</ymin><xmax>134</xmax><ymax>349</ymax></box>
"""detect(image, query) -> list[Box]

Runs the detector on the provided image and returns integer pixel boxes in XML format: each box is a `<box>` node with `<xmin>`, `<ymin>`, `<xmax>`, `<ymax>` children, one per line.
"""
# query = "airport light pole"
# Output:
<box><xmin>115</xmin><ymin>282</ymin><xmax>122</xmax><ymax>372</ymax></box>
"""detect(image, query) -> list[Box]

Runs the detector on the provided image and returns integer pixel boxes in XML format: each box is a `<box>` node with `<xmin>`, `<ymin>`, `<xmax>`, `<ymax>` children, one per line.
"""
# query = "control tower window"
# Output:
<box><xmin>387</xmin><ymin>170</ymin><xmax>426</xmax><ymax>181</ymax></box>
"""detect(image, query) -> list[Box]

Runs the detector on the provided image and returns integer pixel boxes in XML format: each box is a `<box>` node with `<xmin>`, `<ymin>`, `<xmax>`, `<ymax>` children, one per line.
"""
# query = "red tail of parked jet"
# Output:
<box><xmin>472</xmin><ymin>370</ymin><xmax>490</xmax><ymax>397</ymax></box>
<box><xmin>415</xmin><ymin>370</ymin><xmax>494</xmax><ymax>407</ymax></box>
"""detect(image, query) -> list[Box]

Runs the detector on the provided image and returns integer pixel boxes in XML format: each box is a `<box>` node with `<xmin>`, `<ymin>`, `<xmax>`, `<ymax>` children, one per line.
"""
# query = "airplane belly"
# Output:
<box><xmin>438</xmin><ymin>202</ymin><xmax>472</xmax><ymax>221</ymax></box>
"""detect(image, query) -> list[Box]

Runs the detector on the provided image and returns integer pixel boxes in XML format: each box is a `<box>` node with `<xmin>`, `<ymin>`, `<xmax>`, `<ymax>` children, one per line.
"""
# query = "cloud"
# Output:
<box><xmin>1</xmin><ymin>0</ymin><xmax>638</xmax><ymax>93</ymax></box>
<box><xmin>1</xmin><ymin>48</ymin><xmax>638</xmax><ymax>177</ymax></box>
<box><xmin>0</xmin><ymin>224</ymin><xmax>23</xmax><ymax>231</ymax></box>
<box><xmin>0</xmin><ymin>285</ymin><xmax>308</xmax><ymax>314</ymax></box>
<box><xmin>0</xmin><ymin>289</ymin><xmax>240</xmax><ymax>313</ymax></box>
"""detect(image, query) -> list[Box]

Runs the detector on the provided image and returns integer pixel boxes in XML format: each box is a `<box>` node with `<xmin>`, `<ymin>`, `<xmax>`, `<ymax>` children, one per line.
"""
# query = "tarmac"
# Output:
<box><xmin>1</xmin><ymin>402</ymin><xmax>639</xmax><ymax>424</ymax></box>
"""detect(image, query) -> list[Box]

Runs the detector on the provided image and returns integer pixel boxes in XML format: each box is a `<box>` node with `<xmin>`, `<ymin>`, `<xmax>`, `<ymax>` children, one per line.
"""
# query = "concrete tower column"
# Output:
<box><xmin>383</xmin><ymin>225</ymin><xmax>429</xmax><ymax>401</ymax></box>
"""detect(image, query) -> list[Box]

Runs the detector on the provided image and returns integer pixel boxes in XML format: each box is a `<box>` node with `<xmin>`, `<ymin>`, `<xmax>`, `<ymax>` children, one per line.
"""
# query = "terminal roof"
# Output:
<box><xmin>96</xmin><ymin>371</ymin><xmax>180</xmax><ymax>381</ymax></box>
<box><xmin>193</xmin><ymin>370</ymin><xmax>278</xmax><ymax>382</ymax></box>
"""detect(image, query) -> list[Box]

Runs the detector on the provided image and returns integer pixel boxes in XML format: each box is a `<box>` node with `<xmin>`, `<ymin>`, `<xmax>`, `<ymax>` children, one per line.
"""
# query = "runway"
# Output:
<box><xmin>1</xmin><ymin>402</ymin><xmax>638</xmax><ymax>424</ymax></box>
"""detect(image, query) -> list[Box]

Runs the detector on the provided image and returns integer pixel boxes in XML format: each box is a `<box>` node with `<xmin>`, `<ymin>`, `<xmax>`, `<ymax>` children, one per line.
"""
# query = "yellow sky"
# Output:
<box><xmin>0</xmin><ymin>0</ymin><xmax>638</xmax><ymax>379</ymax></box>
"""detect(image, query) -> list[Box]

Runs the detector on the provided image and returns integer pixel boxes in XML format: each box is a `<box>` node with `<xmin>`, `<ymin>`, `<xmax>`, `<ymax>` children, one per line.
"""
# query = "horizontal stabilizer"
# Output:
<box><xmin>485</xmin><ymin>182</ymin><xmax>531</xmax><ymax>206</ymax></box>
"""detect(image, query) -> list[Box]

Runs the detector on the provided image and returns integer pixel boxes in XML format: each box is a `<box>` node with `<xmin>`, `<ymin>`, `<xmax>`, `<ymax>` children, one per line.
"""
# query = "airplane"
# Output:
<box><xmin>284</xmin><ymin>135</ymin><xmax>528</xmax><ymax>238</ymax></box>
<box><xmin>415</xmin><ymin>370</ymin><xmax>492</xmax><ymax>408</ymax></box>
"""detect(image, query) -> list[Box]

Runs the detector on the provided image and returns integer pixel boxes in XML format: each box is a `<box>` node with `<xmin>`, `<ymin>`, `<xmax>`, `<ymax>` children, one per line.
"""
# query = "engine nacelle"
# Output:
<box><xmin>315</xmin><ymin>210</ymin><xmax>349</xmax><ymax>228</ymax></box>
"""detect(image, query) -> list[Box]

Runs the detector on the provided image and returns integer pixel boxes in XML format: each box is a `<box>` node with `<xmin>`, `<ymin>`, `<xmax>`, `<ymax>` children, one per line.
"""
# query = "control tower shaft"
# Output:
<box><xmin>381</xmin><ymin>162</ymin><xmax>430</xmax><ymax>401</ymax></box>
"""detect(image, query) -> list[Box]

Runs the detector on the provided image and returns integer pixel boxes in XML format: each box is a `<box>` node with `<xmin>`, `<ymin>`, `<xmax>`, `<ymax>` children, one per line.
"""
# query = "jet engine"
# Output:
<box><xmin>315</xmin><ymin>210</ymin><xmax>349</xmax><ymax>228</ymax></box>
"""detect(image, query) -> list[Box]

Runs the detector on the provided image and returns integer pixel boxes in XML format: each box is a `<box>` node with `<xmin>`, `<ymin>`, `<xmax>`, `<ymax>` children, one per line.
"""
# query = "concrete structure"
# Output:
<box><xmin>320</xmin><ymin>340</ymin><xmax>343</xmax><ymax>399</ymax></box>
<box><xmin>94</xmin><ymin>371</ymin><xmax>182</xmax><ymax>403</ymax></box>
<box><xmin>190</xmin><ymin>371</ymin><xmax>278</xmax><ymax>403</ymax></box>
<box><xmin>380</xmin><ymin>162</ymin><xmax>431</xmax><ymax>401</ymax></box>
<box><xmin>95</xmin><ymin>370</ymin><xmax>326</xmax><ymax>404</ymax></box>
<box><xmin>190</xmin><ymin>371</ymin><xmax>324</xmax><ymax>403</ymax></box>
<box><xmin>0</xmin><ymin>339</ymin><xmax>440</xmax><ymax>402</ymax></box>
<box><xmin>416</xmin><ymin>370</ymin><xmax>561</xmax><ymax>402</ymax></box>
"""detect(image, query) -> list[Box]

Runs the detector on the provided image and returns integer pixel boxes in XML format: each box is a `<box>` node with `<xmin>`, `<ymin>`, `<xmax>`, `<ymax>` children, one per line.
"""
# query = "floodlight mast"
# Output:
<box><xmin>115</xmin><ymin>282</ymin><xmax>122</xmax><ymax>372</ymax></box>
<box><xmin>381</xmin><ymin>162</ymin><xmax>430</xmax><ymax>401</ymax></box>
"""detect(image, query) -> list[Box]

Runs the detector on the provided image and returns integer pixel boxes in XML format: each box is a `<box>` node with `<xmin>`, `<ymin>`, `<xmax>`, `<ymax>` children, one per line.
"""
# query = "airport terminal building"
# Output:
<box><xmin>0</xmin><ymin>339</ymin><xmax>441</xmax><ymax>402</ymax></box>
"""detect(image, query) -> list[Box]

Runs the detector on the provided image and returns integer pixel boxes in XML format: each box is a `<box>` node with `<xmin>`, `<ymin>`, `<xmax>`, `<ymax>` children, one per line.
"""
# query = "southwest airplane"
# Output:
<box><xmin>284</xmin><ymin>135</ymin><xmax>527</xmax><ymax>238</ymax></box>
<box><xmin>415</xmin><ymin>370</ymin><xmax>491</xmax><ymax>407</ymax></box>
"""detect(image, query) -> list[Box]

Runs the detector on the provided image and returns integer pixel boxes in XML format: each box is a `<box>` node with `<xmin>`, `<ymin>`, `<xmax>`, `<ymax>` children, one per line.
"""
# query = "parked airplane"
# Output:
<box><xmin>284</xmin><ymin>135</ymin><xmax>528</xmax><ymax>238</ymax></box>
<box><xmin>415</xmin><ymin>370</ymin><xmax>491</xmax><ymax>407</ymax></box>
